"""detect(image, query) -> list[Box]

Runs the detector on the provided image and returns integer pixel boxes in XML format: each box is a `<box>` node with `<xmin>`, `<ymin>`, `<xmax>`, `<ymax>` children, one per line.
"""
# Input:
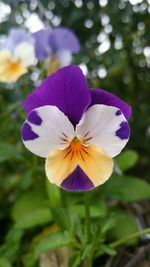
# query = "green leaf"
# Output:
<box><xmin>116</xmin><ymin>150</ymin><xmax>139</xmax><ymax>171</ymax></box>
<box><xmin>0</xmin><ymin>227</ymin><xmax>23</xmax><ymax>262</ymax></box>
<box><xmin>99</xmin><ymin>244</ymin><xmax>116</xmax><ymax>256</ymax></box>
<box><xmin>108</xmin><ymin>211</ymin><xmax>139</xmax><ymax>245</ymax></box>
<box><xmin>0</xmin><ymin>143</ymin><xmax>22</xmax><ymax>162</ymax></box>
<box><xmin>68</xmin><ymin>204</ymin><xmax>106</xmax><ymax>218</ymax></box>
<box><xmin>51</xmin><ymin>207</ymin><xmax>71</xmax><ymax>230</ymax></box>
<box><xmin>104</xmin><ymin>174</ymin><xmax>150</xmax><ymax>201</ymax></box>
<box><xmin>35</xmin><ymin>231</ymin><xmax>74</xmax><ymax>257</ymax></box>
<box><xmin>0</xmin><ymin>258</ymin><xmax>12</xmax><ymax>267</ymax></box>
<box><xmin>11</xmin><ymin>190</ymin><xmax>52</xmax><ymax>228</ymax></box>
<box><xmin>69</xmin><ymin>252</ymin><xmax>81</xmax><ymax>267</ymax></box>
<box><xmin>46</xmin><ymin>179</ymin><xmax>62</xmax><ymax>207</ymax></box>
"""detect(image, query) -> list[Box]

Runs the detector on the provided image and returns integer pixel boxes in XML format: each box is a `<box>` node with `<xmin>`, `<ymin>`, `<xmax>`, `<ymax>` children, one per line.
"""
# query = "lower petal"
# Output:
<box><xmin>45</xmin><ymin>147</ymin><xmax>77</xmax><ymax>186</ymax></box>
<box><xmin>78</xmin><ymin>145</ymin><xmax>114</xmax><ymax>187</ymax></box>
<box><xmin>61</xmin><ymin>166</ymin><xmax>94</xmax><ymax>191</ymax></box>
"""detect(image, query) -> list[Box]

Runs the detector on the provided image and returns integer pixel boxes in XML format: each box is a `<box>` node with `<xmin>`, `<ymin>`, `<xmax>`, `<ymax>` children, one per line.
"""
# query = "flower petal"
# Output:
<box><xmin>56</xmin><ymin>50</ymin><xmax>72</xmax><ymax>66</ymax></box>
<box><xmin>90</xmin><ymin>89</ymin><xmax>132</xmax><ymax>120</ymax></box>
<box><xmin>15</xmin><ymin>42</ymin><xmax>36</xmax><ymax>67</ymax></box>
<box><xmin>49</xmin><ymin>27</ymin><xmax>80</xmax><ymax>53</ymax></box>
<box><xmin>24</xmin><ymin>65</ymin><xmax>91</xmax><ymax>126</ymax></box>
<box><xmin>21</xmin><ymin>105</ymin><xmax>75</xmax><ymax>158</ymax></box>
<box><xmin>3</xmin><ymin>28</ymin><xmax>34</xmax><ymax>54</ymax></box>
<box><xmin>45</xmin><ymin>143</ymin><xmax>113</xmax><ymax>190</ymax></box>
<box><xmin>77</xmin><ymin>145</ymin><xmax>114</xmax><ymax>187</ymax></box>
<box><xmin>61</xmin><ymin>166</ymin><xmax>94</xmax><ymax>191</ymax></box>
<box><xmin>0</xmin><ymin>50</ymin><xmax>27</xmax><ymax>83</ymax></box>
<box><xmin>33</xmin><ymin>29</ymin><xmax>51</xmax><ymax>60</ymax></box>
<box><xmin>45</xmin><ymin>146</ymin><xmax>77</xmax><ymax>186</ymax></box>
<box><xmin>76</xmin><ymin>104</ymin><xmax>130</xmax><ymax>158</ymax></box>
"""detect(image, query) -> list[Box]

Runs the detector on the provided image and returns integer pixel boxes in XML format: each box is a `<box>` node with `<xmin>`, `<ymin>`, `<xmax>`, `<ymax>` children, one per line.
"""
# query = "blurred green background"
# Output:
<box><xmin>0</xmin><ymin>1</ymin><xmax>150</xmax><ymax>267</ymax></box>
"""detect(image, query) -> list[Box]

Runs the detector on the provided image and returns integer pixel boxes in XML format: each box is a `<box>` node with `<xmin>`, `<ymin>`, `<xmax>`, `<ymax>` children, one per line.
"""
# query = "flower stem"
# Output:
<box><xmin>110</xmin><ymin>228</ymin><xmax>150</xmax><ymax>248</ymax></box>
<box><xmin>84</xmin><ymin>192</ymin><xmax>93</xmax><ymax>267</ymax></box>
<box><xmin>84</xmin><ymin>192</ymin><xmax>91</xmax><ymax>243</ymax></box>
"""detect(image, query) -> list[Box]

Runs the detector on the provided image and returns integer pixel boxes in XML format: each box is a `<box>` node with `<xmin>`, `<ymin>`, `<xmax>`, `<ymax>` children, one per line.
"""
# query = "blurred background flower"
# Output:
<box><xmin>0</xmin><ymin>28</ymin><xmax>36</xmax><ymax>83</ymax></box>
<box><xmin>33</xmin><ymin>27</ymin><xmax>80</xmax><ymax>75</ymax></box>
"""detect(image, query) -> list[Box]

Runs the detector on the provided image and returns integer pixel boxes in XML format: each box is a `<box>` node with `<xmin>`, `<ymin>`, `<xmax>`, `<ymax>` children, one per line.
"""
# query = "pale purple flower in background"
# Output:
<box><xmin>33</xmin><ymin>27</ymin><xmax>80</xmax><ymax>75</ymax></box>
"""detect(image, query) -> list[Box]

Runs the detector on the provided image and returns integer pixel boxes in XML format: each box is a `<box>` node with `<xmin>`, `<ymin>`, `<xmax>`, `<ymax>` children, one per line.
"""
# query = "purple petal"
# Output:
<box><xmin>49</xmin><ymin>27</ymin><xmax>80</xmax><ymax>53</ymax></box>
<box><xmin>61</xmin><ymin>166</ymin><xmax>94</xmax><ymax>191</ymax></box>
<box><xmin>89</xmin><ymin>89</ymin><xmax>132</xmax><ymax>120</ymax></box>
<box><xmin>24</xmin><ymin>65</ymin><xmax>91</xmax><ymax>126</ymax></box>
<box><xmin>116</xmin><ymin>121</ymin><xmax>130</xmax><ymax>140</ymax></box>
<box><xmin>33</xmin><ymin>29</ymin><xmax>51</xmax><ymax>60</ymax></box>
<box><xmin>21</xmin><ymin>122</ymin><xmax>39</xmax><ymax>141</ymax></box>
<box><xmin>3</xmin><ymin>28</ymin><xmax>34</xmax><ymax>54</ymax></box>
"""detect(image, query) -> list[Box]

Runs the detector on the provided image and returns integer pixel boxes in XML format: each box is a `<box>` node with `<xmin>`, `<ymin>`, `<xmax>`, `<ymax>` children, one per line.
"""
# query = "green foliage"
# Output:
<box><xmin>116</xmin><ymin>149</ymin><xmax>139</xmax><ymax>171</ymax></box>
<box><xmin>0</xmin><ymin>143</ymin><xmax>22</xmax><ymax>162</ymax></box>
<box><xmin>108</xmin><ymin>212</ymin><xmax>139</xmax><ymax>245</ymax></box>
<box><xmin>0</xmin><ymin>0</ymin><xmax>150</xmax><ymax>266</ymax></box>
<box><xmin>35</xmin><ymin>231</ymin><xmax>75</xmax><ymax>258</ymax></box>
<box><xmin>104</xmin><ymin>174</ymin><xmax>150</xmax><ymax>201</ymax></box>
<box><xmin>12</xmin><ymin>190</ymin><xmax>52</xmax><ymax>228</ymax></box>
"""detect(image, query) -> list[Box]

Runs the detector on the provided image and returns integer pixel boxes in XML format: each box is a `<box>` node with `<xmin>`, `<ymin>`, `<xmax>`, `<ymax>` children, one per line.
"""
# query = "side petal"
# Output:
<box><xmin>24</xmin><ymin>65</ymin><xmax>91</xmax><ymax>126</ymax></box>
<box><xmin>21</xmin><ymin>105</ymin><xmax>75</xmax><ymax>158</ymax></box>
<box><xmin>15</xmin><ymin>42</ymin><xmax>36</xmax><ymax>67</ymax></box>
<box><xmin>76</xmin><ymin>104</ymin><xmax>130</xmax><ymax>158</ymax></box>
<box><xmin>56</xmin><ymin>50</ymin><xmax>72</xmax><ymax>66</ymax></box>
<box><xmin>49</xmin><ymin>27</ymin><xmax>80</xmax><ymax>53</ymax></box>
<box><xmin>90</xmin><ymin>89</ymin><xmax>132</xmax><ymax>120</ymax></box>
<box><xmin>33</xmin><ymin>29</ymin><xmax>51</xmax><ymax>60</ymax></box>
<box><xmin>78</xmin><ymin>145</ymin><xmax>114</xmax><ymax>187</ymax></box>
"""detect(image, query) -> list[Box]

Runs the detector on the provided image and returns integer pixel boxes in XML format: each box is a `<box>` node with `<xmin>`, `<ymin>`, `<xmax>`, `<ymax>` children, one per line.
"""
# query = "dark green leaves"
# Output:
<box><xmin>104</xmin><ymin>174</ymin><xmax>150</xmax><ymax>201</ymax></box>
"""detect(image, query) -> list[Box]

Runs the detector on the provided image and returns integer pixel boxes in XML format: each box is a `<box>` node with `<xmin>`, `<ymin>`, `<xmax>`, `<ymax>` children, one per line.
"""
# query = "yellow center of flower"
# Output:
<box><xmin>70</xmin><ymin>137</ymin><xmax>83</xmax><ymax>151</ymax></box>
<box><xmin>47</xmin><ymin>56</ymin><xmax>61</xmax><ymax>76</ymax></box>
<box><xmin>0</xmin><ymin>51</ymin><xmax>27</xmax><ymax>83</ymax></box>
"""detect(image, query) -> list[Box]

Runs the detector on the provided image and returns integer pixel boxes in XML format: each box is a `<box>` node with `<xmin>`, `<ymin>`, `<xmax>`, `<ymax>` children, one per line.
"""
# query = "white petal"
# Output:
<box><xmin>22</xmin><ymin>105</ymin><xmax>75</xmax><ymax>158</ymax></box>
<box><xmin>76</xmin><ymin>104</ymin><xmax>130</xmax><ymax>158</ymax></box>
<box><xmin>15</xmin><ymin>42</ymin><xmax>36</xmax><ymax>67</ymax></box>
<box><xmin>56</xmin><ymin>49</ymin><xmax>72</xmax><ymax>66</ymax></box>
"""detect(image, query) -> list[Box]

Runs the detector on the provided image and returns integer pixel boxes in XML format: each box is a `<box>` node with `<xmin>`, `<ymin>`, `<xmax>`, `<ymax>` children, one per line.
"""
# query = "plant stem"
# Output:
<box><xmin>84</xmin><ymin>192</ymin><xmax>91</xmax><ymax>243</ymax></box>
<box><xmin>84</xmin><ymin>192</ymin><xmax>93</xmax><ymax>267</ymax></box>
<box><xmin>110</xmin><ymin>228</ymin><xmax>150</xmax><ymax>248</ymax></box>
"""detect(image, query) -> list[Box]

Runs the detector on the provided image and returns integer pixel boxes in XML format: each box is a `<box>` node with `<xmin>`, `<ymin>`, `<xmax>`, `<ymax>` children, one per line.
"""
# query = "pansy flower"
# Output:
<box><xmin>0</xmin><ymin>29</ymin><xmax>36</xmax><ymax>83</ymax></box>
<box><xmin>33</xmin><ymin>27</ymin><xmax>80</xmax><ymax>75</ymax></box>
<box><xmin>21</xmin><ymin>65</ymin><xmax>131</xmax><ymax>191</ymax></box>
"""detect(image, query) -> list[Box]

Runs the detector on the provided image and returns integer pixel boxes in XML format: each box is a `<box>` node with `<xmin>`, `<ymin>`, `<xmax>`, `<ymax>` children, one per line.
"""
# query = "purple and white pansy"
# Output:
<box><xmin>21</xmin><ymin>65</ymin><xmax>131</xmax><ymax>191</ymax></box>
<box><xmin>33</xmin><ymin>27</ymin><xmax>80</xmax><ymax>74</ymax></box>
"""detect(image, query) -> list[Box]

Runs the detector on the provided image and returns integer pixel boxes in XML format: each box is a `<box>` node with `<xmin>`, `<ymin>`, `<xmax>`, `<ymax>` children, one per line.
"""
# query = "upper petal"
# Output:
<box><xmin>21</xmin><ymin>105</ymin><xmax>75</xmax><ymax>158</ymax></box>
<box><xmin>76</xmin><ymin>104</ymin><xmax>130</xmax><ymax>158</ymax></box>
<box><xmin>89</xmin><ymin>89</ymin><xmax>132</xmax><ymax>120</ymax></box>
<box><xmin>48</xmin><ymin>27</ymin><xmax>80</xmax><ymax>53</ymax></box>
<box><xmin>33</xmin><ymin>29</ymin><xmax>51</xmax><ymax>60</ymax></box>
<box><xmin>3</xmin><ymin>28</ymin><xmax>34</xmax><ymax>54</ymax></box>
<box><xmin>24</xmin><ymin>65</ymin><xmax>91</xmax><ymax>126</ymax></box>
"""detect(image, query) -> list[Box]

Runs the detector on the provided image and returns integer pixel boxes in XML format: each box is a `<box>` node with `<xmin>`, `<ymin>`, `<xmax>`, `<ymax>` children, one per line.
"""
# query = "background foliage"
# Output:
<box><xmin>0</xmin><ymin>0</ymin><xmax>150</xmax><ymax>266</ymax></box>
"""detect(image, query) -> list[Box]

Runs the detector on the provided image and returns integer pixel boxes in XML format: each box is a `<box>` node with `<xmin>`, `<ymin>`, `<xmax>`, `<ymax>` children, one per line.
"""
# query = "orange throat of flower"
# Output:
<box><xmin>47</xmin><ymin>56</ymin><xmax>61</xmax><ymax>76</ymax></box>
<box><xmin>0</xmin><ymin>52</ymin><xmax>27</xmax><ymax>83</ymax></box>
